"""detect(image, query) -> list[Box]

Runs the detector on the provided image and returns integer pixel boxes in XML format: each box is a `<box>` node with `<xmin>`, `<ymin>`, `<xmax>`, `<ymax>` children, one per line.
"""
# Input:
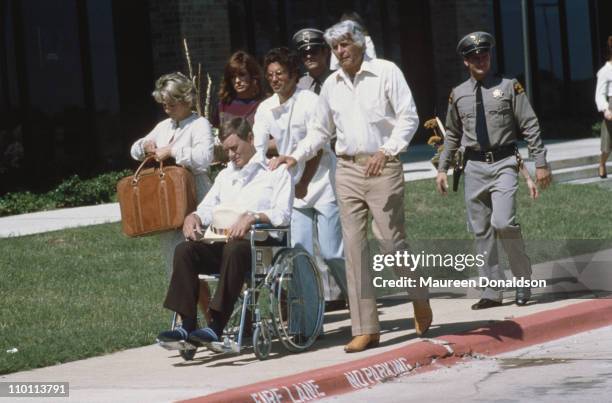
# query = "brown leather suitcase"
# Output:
<box><xmin>117</xmin><ymin>156</ymin><xmax>196</xmax><ymax>237</ymax></box>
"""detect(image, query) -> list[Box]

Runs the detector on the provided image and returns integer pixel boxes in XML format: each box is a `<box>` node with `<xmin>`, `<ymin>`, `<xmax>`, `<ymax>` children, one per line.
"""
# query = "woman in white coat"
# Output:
<box><xmin>130</xmin><ymin>72</ymin><xmax>214</xmax><ymax>273</ymax></box>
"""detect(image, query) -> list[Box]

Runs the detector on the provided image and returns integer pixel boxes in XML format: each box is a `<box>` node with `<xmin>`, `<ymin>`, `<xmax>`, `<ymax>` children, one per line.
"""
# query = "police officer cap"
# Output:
<box><xmin>457</xmin><ymin>32</ymin><xmax>495</xmax><ymax>57</ymax></box>
<box><xmin>292</xmin><ymin>28</ymin><xmax>326</xmax><ymax>52</ymax></box>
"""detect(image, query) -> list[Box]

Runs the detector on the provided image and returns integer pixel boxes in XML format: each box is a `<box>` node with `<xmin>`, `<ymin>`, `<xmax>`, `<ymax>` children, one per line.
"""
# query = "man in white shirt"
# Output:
<box><xmin>157</xmin><ymin>117</ymin><xmax>293</xmax><ymax>346</ymax></box>
<box><xmin>253</xmin><ymin>47</ymin><xmax>347</xmax><ymax>307</ymax></box>
<box><xmin>271</xmin><ymin>20</ymin><xmax>432</xmax><ymax>353</ymax></box>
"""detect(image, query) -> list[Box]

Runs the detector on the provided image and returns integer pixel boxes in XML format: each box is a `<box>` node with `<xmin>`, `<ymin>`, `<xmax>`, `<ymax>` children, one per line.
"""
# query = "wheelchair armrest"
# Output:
<box><xmin>249</xmin><ymin>224</ymin><xmax>290</xmax><ymax>247</ymax></box>
<box><xmin>251</xmin><ymin>223</ymin><xmax>289</xmax><ymax>231</ymax></box>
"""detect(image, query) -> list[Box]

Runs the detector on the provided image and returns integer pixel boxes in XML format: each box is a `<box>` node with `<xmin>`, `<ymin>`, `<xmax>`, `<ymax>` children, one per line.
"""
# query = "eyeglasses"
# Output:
<box><xmin>266</xmin><ymin>70</ymin><xmax>289</xmax><ymax>80</ymax></box>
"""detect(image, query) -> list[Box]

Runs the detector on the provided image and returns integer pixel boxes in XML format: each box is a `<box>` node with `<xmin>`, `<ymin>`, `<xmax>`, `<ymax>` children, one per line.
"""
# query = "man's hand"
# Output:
<box><xmin>365</xmin><ymin>151</ymin><xmax>387</xmax><ymax>177</ymax></box>
<box><xmin>143</xmin><ymin>140</ymin><xmax>156</xmax><ymax>154</ymax></box>
<box><xmin>295</xmin><ymin>182</ymin><xmax>308</xmax><ymax>199</ymax></box>
<box><xmin>269</xmin><ymin>155</ymin><xmax>297</xmax><ymax>170</ymax></box>
<box><xmin>525</xmin><ymin>177</ymin><xmax>539</xmax><ymax>200</ymax></box>
<box><xmin>535</xmin><ymin>166</ymin><xmax>552</xmax><ymax>189</ymax></box>
<box><xmin>155</xmin><ymin>145</ymin><xmax>173</xmax><ymax>161</ymax></box>
<box><xmin>267</xmin><ymin>138</ymin><xmax>279</xmax><ymax>158</ymax></box>
<box><xmin>604</xmin><ymin>109</ymin><xmax>612</xmax><ymax>121</ymax></box>
<box><xmin>183</xmin><ymin>213</ymin><xmax>203</xmax><ymax>241</ymax></box>
<box><xmin>227</xmin><ymin>212</ymin><xmax>255</xmax><ymax>240</ymax></box>
<box><xmin>436</xmin><ymin>172</ymin><xmax>449</xmax><ymax>195</ymax></box>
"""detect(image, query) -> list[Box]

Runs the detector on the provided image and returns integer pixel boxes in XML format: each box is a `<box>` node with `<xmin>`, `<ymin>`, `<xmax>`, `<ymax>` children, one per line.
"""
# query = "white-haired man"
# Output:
<box><xmin>271</xmin><ymin>20</ymin><xmax>432</xmax><ymax>353</ymax></box>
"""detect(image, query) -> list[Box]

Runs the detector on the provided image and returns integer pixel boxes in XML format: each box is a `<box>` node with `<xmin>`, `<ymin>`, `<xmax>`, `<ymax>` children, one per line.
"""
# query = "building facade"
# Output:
<box><xmin>1</xmin><ymin>0</ymin><xmax>610</xmax><ymax>193</ymax></box>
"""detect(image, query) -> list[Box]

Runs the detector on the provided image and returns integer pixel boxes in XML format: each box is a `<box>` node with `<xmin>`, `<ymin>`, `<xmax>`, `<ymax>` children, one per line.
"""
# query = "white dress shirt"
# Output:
<box><xmin>194</xmin><ymin>159</ymin><xmax>294</xmax><ymax>228</ymax></box>
<box><xmin>291</xmin><ymin>56</ymin><xmax>419</xmax><ymax>163</ymax></box>
<box><xmin>130</xmin><ymin>113</ymin><xmax>214</xmax><ymax>175</ymax></box>
<box><xmin>253</xmin><ymin>89</ymin><xmax>337</xmax><ymax>208</ymax></box>
<box><xmin>595</xmin><ymin>62</ymin><xmax>612</xmax><ymax>112</ymax></box>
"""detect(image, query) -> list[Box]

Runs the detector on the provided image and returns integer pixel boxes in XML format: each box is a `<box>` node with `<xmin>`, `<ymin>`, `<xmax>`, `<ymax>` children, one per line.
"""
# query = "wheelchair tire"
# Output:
<box><xmin>253</xmin><ymin>322</ymin><xmax>271</xmax><ymax>360</ymax></box>
<box><xmin>269</xmin><ymin>247</ymin><xmax>324</xmax><ymax>352</ymax></box>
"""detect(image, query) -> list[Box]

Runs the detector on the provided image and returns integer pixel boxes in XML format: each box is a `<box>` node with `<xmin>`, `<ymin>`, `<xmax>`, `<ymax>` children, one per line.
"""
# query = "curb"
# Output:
<box><xmin>180</xmin><ymin>299</ymin><xmax>612</xmax><ymax>403</ymax></box>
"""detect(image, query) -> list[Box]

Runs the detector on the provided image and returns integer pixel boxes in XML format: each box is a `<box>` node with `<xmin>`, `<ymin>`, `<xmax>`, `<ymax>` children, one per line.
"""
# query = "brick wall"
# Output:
<box><xmin>429</xmin><ymin>0</ymin><xmax>493</xmax><ymax>119</ymax></box>
<box><xmin>148</xmin><ymin>0</ymin><xmax>231</xmax><ymax>106</ymax></box>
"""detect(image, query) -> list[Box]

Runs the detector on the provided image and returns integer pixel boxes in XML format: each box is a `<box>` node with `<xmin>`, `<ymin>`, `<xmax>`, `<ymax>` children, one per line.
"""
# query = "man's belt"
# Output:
<box><xmin>464</xmin><ymin>144</ymin><xmax>516</xmax><ymax>163</ymax></box>
<box><xmin>338</xmin><ymin>154</ymin><xmax>399</xmax><ymax>165</ymax></box>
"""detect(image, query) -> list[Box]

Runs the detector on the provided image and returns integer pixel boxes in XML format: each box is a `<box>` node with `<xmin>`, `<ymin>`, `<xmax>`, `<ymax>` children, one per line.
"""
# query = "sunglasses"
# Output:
<box><xmin>300</xmin><ymin>47</ymin><xmax>324</xmax><ymax>59</ymax></box>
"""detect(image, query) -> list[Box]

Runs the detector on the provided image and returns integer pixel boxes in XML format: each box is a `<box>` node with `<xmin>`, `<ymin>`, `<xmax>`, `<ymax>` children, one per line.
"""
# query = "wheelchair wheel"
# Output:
<box><xmin>269</xmin><ymin>247</ymin><xmax>324</xmax><ymax>352</ymax></box>
<box><xmin>253</xmin><ymin>322</ymin><xmax>271</xmax><ymax>360</ymax></box>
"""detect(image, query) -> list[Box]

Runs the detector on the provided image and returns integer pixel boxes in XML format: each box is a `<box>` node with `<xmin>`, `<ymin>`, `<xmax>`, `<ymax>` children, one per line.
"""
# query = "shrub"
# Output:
<box><xmin>592</xmin><ymin>121</ymin><xmax>602</xmax><ymax>137</ymax></box>
<box><xmin>0</xmin><ymin>170</ymin><xmax>131</xmax><ymax>217</ymax></box>
<box><xmin>0</xmin><ymin>192</ymin><xmax>56</xmax><ymax>216</ymax></box>
<box><xmin>52</xmin><ymin>170</ymin><xmax>131</xmax><ymax>208</ymax></box>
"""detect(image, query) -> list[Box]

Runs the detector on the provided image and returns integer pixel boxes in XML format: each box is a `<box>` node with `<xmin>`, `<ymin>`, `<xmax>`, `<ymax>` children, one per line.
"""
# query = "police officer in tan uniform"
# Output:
<box><xmin>436</xmin><ymin>32</ymin><xmax>552</xmax><ymax>309</ymax></box>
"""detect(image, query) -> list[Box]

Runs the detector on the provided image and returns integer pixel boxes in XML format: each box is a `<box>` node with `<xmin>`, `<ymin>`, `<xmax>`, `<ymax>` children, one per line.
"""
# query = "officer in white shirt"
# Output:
<box><xmin>271</xmin><ymin>20</ymin><xmax>432</xmax><ymax>353</ymax></box>
<box><xmin>253</xmin><ymin>47</ymin><xmax>347</xmax><ymax>306</ymax></box>
<box><xmin>157</xmin><ymin>117</ymin><xmax>294</xmax><ymax>346</ymax></box>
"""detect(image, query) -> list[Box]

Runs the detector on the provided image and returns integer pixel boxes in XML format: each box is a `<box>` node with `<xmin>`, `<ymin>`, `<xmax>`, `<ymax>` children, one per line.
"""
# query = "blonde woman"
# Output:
<box><xmin>131</xmin><ymin>72</ymin><xmax>214</xmax><ymax>273</ymax></box>
<box><xmin>595</xmin><ymin>36</ymin><xmax>612</xmax><ymax>179</ymax></box>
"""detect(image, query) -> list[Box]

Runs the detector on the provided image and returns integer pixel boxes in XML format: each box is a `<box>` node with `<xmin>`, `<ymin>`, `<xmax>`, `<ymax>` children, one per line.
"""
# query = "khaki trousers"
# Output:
<box><xmin>464</xmin><ymin>156</ymin><xmax>532</xmax><ymax>301</ymax></box>
<box><xmin>335</xmin><ymin>158</ymin><xmax>427</xmax><ymax>335</ymax></box>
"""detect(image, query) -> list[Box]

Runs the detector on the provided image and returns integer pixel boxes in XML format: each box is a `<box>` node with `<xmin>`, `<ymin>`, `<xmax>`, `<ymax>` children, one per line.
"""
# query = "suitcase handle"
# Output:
<box><xmin>132</xmin><ymin>155</ymin><xmax>165</xmax><ymax>185</ymax></box>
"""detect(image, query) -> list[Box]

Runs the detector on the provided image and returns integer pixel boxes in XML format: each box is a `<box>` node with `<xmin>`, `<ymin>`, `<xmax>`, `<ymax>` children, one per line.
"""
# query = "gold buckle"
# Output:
<box><xmin>354</xmin><ymin>154</ymin><xmax>370</xmax><ymax>165</ymax></box>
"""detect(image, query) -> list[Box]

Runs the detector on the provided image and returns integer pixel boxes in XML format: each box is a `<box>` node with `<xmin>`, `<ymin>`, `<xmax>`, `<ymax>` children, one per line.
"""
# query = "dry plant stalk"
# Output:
<box><xmin>205</xmin><ymin>72</ymin><xmax>212</xmax><ymax>120</ymax></box>
<box><xmin>183</xmin><ymin>38</ymin><xmax>194</xmax><ymax>78</ymax></box>
<box><xmin>195</xmin><ymin>63</ymin><xmax>202</xmax><ymax>116</ymax></box>
<box><xmin>183</xmin><ymin>38</ymin><xmax>203</xmax><ymax>116</ymax></box>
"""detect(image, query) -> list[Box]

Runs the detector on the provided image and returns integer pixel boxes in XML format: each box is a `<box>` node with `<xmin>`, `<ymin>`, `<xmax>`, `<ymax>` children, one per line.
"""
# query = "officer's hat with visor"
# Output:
<box><xmin>457</xmin><ymin>31</ymin><xmax>495</xmax><ymax>58</ymax></box>
<box><xmin>292</xmin><ymin>28</ymin><xmax>326</xmax><ymax>54</ymax></box>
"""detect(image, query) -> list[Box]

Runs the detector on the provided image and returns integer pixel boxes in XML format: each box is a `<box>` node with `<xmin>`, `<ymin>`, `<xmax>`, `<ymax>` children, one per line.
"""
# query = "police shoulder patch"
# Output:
<box><xmin>514</xmin><ymin>81</ymin><xmax>525</xmax><ymax>95</ymax></box>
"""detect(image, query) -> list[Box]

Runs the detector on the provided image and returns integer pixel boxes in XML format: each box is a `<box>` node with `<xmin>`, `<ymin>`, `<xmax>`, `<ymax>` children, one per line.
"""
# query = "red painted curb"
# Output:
<box><xmin>181</xmin><ymin>299</ymin><xmax>612</xmax><ymax>403</ymax></box>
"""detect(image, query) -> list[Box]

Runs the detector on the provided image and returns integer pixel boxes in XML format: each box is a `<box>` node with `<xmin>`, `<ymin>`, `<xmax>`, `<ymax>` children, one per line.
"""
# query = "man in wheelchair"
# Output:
<box><xmin>157</xmin><ymin>117</ymin><xmax>294</xmax><ymax>347</ymax></box>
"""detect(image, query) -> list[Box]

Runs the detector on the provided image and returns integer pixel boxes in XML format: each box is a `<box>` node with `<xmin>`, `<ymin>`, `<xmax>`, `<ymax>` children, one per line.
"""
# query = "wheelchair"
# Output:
<box><xmin>170</xmin><ymin>224</ymin><xmax>325</xmax><ymax>361</ymax></box>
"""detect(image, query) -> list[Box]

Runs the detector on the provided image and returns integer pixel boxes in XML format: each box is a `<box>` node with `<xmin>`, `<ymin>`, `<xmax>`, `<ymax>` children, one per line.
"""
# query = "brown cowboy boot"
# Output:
<box><xmin>413</xmin><ymin>299</ymin><xmax>433</xmax><ymax>336</ymax></box>
<box><xmin>344</xmin><ymin>333</ymin><xmax>380</xmax><ymax>353</ymax></box>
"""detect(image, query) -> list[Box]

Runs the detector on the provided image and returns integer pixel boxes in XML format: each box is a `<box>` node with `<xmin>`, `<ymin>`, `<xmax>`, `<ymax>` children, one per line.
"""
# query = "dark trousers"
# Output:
<box><xmin>163</xmin><ymin>240</ymin><xmax>251</xmax><ymax>328</ymax></box>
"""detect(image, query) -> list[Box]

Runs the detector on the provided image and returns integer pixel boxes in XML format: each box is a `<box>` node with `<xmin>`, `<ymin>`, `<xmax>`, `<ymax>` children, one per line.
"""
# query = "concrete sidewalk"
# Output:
<box><xmin>2</xmin><ymin>248</ymin><xmax>611</xmax><ymax>403</ymax></box>
<box><xmin>0</xmin><ymin>137</ymin><xmax>604</xmax><ymax>238</ymax></box>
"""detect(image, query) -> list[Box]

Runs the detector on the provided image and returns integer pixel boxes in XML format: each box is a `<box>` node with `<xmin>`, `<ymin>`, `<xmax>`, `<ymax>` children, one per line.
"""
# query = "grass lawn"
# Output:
<box><xmin>0</xmin><ymin>224</ymin><xmax>168</xmax><ymax>375</ymax></box>
<box><xmin>1</xmin><ymin>179</ymin><xmax>611</xmax><ymax>374</ymax></box>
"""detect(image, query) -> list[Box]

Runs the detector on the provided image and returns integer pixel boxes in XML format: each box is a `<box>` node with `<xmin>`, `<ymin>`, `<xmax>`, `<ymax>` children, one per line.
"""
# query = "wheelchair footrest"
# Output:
<box><xmin>208</xmin><ymin>338</ymin><xmax>241</xmax><ymax>354</ymax></box>
<box><xmin>157</xmin><ymin>339</ymin><xmax>198</xmax><ymax>351</ymax></box>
